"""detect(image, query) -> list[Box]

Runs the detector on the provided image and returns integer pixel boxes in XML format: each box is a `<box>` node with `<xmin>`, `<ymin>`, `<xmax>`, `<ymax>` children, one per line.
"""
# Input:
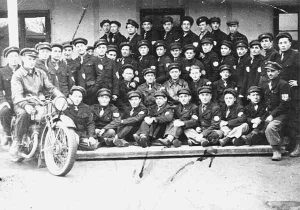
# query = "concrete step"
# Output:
<box><xmin>76</xmin><ymin>145</ymin><xmax>273</xmax><ymax>160</ymax></box>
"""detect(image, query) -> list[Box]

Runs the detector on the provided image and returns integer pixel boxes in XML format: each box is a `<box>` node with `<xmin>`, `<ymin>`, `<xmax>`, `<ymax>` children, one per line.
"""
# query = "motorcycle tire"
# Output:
<box><xmin>44</xmin><ymin>123</ymin><xmax>78</xmax><ymax>176</ymax></box>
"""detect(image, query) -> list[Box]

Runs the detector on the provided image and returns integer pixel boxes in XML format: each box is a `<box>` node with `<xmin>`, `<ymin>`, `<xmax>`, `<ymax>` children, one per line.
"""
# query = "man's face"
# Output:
<box><xmin>181</xmin><ymin>21</ymin><xmax>191</xmax><ymax>32</ymax></box>
<box><xmin>126</xmin><ymin>24</ymin><xmax>137</xmax><ymax>35</ymax></box>
<box><xmin>121</xmin><ymin>46</ymin><xmax>131</xmax><ymax>57</ymax></box>
<box><xmin>163</xmin><ymin>22</ymin><xmax>173</xmax><ymax>32</ymax></box>
<box><xmin>63</xmin><ymin>47</ymin><xmax>73</xmax><ymax>59</ymax></box>
<box><xmin>178</xmin><ymin>94</ymin><xmax>191</xmax><ymax>105</ymax></box>
<box><xmin>38</xmin><ymin>48</ymin><xmax>51</xmax><ymax>60</ymax></box>
<box><xmin>142</xmin><ymin>22</ymin><xmax>152</xmax><ymax>32</ymax></box>
<box><xmin>220</xmin><ymin>70</ymin><xmax>230</xmax><ymax>80</ymax></box>
<box><xmin>87</xmin><ymin>49</ymin><xmax>94</xmax><ymax>55</ymax></box>
<box><xmin>248</xmin><ymin>92</ymin><xmax>261</xmax><ymax>104</ymax></box>
<box><xmin>250</xmin><ymin>45</ymin><xmax>261</xmax><ymax>56</ymax></box>
<box><xmin>221</xmin><ymin>45</ymin><xmax>231</xmax><ymax>56</ymax></box>
<box><xmin>198</xmin><ymin>22</ymin><xmax>207</xmax><ymax>33</ymax></box>
<box><xmin>169</xmin><ymin>69</ymin><xmax>181</xmax><ymax>80</ymax></box>
<box><xmin>70</xmin><ymin>91</ymin><xmax>83</xmax><ymax>106</ymax></box>
<box><xmin>75</xmin><ymin>43</ymin><xmax>87</xmax><ymax>56</ymax></box>
<box><xmin>138</xmin><ymin>45</ymin><xmax>149</xmax><ymax>56</ymax></box>
<box><xmin>189</xmin><ymin>69</ymin><xmax>201</xmax><ymax>81</ymax></box>
<box><xmin>96</xmin><ymin>44</ymin><xmax>107</xmax><ymax>56</ymax></box>
<box><xmin>267</xmin><ymin>69</ymin><xmax>279</xmax><ymax>80</ymax></box>
<box><xmin>185</xmin><ymin>49</ymin><xmax>195</xmax><ymax>60</ymax></box>
<box><xmin>22</xmin><ymin>55</ymin><xmax>37</xmax><ymax>69</ymax></box>
<box><xmin>129</xmin><ymin>97</ymin><xmax>141</xmax><ymax>108</ymax></box>
<box><xmin>224</xmin><ymin>93</ymin><xmax>236</xmax><ymax>106</ymax></box>
<box><xmin>260</xmin><ymin>38</ymin><xmax>273</xmax><ymax>50</ymax></box>
<box><xmin>144</xmin><ymin>73</ymin><xmax>155</xmax><ymax>83</ymax></box>
<box><xmin>106</xmin><ymin>51</ymin><xmax>117</xmax><ymax>60</ymax></box>
<box><xmin>6</xmin><ymin>52</ymin><xmax>20</xmax><ymax>66</ymax></box>
<box><xmin>236</xmin><ymin>47</ymin><xmax>247</xmax><ymax>57</ymax></box>
<box><xmin>202</xmin><ymin>43</ymin><xmax>213</xmax><ymax>54</ymax></box>
<box><xmin>110</xmin><ymin>23</ymin><xmax>119</xmax><ymax>34</ymax></box>
<box><xmin>156</xmin><ymin>46</ymin><xmax>166</xmax><ymax>57</ymax></box>
<box><xmin>155</xmin><ymin>96</ymin><xmax>167</xmax><ymax>107</ymax></box>
<box><xmin>199</xmin><ymin>93</ymin><xmax>212</xmax><ymax>104</ymax></box>
<box><xmin>122</xmin><ymin>68</ymin><xmax>134</xmax><ymax>81</ymax></box>
<box><xmin>211</xmin><ymin>22</ymin><xmax>220</xmax><ymax>31</ymax></box>
<box><xmin>51</xmin><ymin>47</ymin><xmax>62</xmax><ymax>61</ymax></box>
<box><xmin>170</xmin><ymin>49</ymin><xmax>181</xmax><ymax>58</ymax></box>
<box><xmin>102</xmin><ymin>23</ymin><xmax>110</xmax><ymax>33</ymax></box>
<box><xmin>228</xmin><ymin>25</ymin><xmax>238</xmax><ymax>33</ymax></box>
<box><xmin>278</xmin><ymin>37</ymin><xmax>291</xmax><ymax>52</ymax></box>
<box><xmin>98</xmin><ymin>95</ymin><xmax>110</xmax><ymax>106</ymax></box>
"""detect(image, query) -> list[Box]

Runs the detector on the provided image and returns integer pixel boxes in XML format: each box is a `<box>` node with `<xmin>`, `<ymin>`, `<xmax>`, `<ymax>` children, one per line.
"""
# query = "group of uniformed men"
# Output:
<box><xmin>0</xmin><ymin>15</ymin><xmax>299</xmax><ymax>161</ymax></box>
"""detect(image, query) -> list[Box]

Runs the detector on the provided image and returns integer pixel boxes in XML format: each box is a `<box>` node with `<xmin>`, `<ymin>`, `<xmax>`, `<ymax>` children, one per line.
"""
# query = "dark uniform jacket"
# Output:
<box><xmin>260</xmin><ymin>48</ymin><xmax>278</xmax><ymax>81</ymax></box>
<box><xmin>156</xmin><ymin>55</ymin><xmax>172</xmax><ymax>84</ymax></box>
<box><xmin>137</xmin><ymin>82</ymin><xmax>162</xmax><ymax>107</ymax></box>
<box><xmin>221</xmin><ymin>103</ymin><xmax>246</xmax><ymax>128</ymax></box>
<box><xmin>181</xmin><ymin>58</ymin><xmax>205</xmax><ymax>81</ymax></box>
<box><xmin>220</xmin><ymin>54</ymin><xmax>236</xmax><ymax>67</ymax></box>
<box><xmin>162</xmin><ymin>28</ymin><xmax>181</xmax><ymax>48</ymax></box>
<box><xmin>101</xmin><ymin>33</ymin><xmax>112</xmax><ymax>43</ymax></box>
<box><xmin>244</xmin><ymin>101</ymin><xmax>268</xmax><ymax>129</ymax></box>
<box><xmin>200</xmin><ymin>50</ymin><xmax>220</xmax><ymax>82</ymax></box>
<box><xmin>109</xmin><ymin>32</ymin><xmax>127</xmax><ymax>47</ymax></box>
<box><xmin>127</xmin><ymin>33</ymin><xmax>143</xmax><ymax>59</ymax></box>
<box><xmin>227</xmin><ymin>31</ymin><xmax>248</xmax><ymax>45</ymax></box>
<box><xmin>197</xmin><ymin>102</ymin><xmax>221</xmax><ymax>137</ymax></box>
<box><xmin>234</xmin><ymin>53</ymin><xmax>251</xmax><ymax>92</ymax></box>
<box><xmin>196</xmin><ymin>31</ymin><xmax>213</xmax><ymax>54</ymax></box>
<box><xmin>0</xmin><ymin>65</ymin><xmax>19</xmax><ymax>106</ymax></box>
<box><xmin>120</xmin><ymin>103</ymin><xmax>147</xmax><ymax>127</ymax></box>
<box><xmin>116</xmin><ymin>79</ymin><xmax>138</xmax><ymax>113</ymax></box>
<box><xmin>181</xmin><ymin>30</ymin><xmax>198</xmax><ymax>47</ymax></box>
<box><xmin>137</xmin><ymin>54</ymin><xmax>157</xmax><ymax>83</ymax></box>
<box><xmin>211</xmin><ymin>29</ymin><xmax>228</xmax><ymax>56</ymax></box>
<box><xmin>35</xmin><ymin>59</ymin><xmax>48</xmax><ymax>73</ymax></box>
<box><xmin>64</xmin><ymin>102</ymin><xmax>94</xmax><ymax>138</ymax></box>
<box><xmin>116</xmin><ymin>56</ymin><xmax>138</xmax><ymax>73</ymax></box>
<box><xmin>173</xmin><ymin>103</ymin><xmax>198</xmax><ymax>129</ymax></box>
<box><xmin>91</xmin><ymin>103</ymin><xmax>121</xmax><ymax>130</ymax></box>
<box><xmin>189</xmin><ymin>78</ymin><xmax>211</xmax><ymax>104</ymax></box>
<box><xmin>262</xmin><ymin>77</ymin><xmax>290</xmax><ymax>119</ymax></box>
<box><xmin>212</xmin><ymin>79</ymin><xmax>237</xmax><ymax>104</ymax></box>
<box><xmin>142</xmin><ymin>29</ymin><xmax>161</xmax><ymax>43</ymax></box>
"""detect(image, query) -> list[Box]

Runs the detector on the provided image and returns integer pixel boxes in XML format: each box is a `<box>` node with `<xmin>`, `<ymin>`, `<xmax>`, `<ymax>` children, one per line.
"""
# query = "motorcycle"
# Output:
<box><xmin>11</xmin><ymin>95</ymin><xmax>78</xmax><ymax>176</ymax></box>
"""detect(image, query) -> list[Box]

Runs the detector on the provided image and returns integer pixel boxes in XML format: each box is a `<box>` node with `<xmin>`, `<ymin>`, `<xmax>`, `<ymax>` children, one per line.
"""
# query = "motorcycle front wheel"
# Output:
<box><xmin>44</xmin><ymin>123</ymin><xmax>78</xmax><ymax>176</ymax></box>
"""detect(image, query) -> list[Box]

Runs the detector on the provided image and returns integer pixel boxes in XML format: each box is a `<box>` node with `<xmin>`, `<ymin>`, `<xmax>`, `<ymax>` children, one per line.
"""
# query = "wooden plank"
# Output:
<box><xmin>76</xmin><ymin>145</ymin><xmax>273</xmax><ymax>160</ymax></box>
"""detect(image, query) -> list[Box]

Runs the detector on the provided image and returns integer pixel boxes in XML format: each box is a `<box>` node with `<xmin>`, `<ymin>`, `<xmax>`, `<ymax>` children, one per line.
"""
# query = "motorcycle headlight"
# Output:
<box><xmin>53</xmin><ymin>96</ymin><xmax>68</xmax><ymax>111</ymax></box>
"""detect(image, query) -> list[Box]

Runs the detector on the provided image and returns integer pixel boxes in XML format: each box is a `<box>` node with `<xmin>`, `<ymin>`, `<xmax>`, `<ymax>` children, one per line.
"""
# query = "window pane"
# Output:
<box><xmin>279</xmin><ymin>13</ymin><xmax>298</xmax><ymax>31</ymax></box>
<box><xmin>25</xmin><ymin>17</ymin><xmax>46</xmax><ymax>47</ymax></box>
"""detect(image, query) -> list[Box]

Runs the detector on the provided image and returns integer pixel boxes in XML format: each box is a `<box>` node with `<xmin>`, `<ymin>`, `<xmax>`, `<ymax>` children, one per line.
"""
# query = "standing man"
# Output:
<box><xmin>109</xmin><ymin>20</ymin><xmax>127</xmax><ymax>48</ymax></box>
<box><xmin>226</xmin><ymin>20</ymin><xmax>248</xmax><ymax>46</ymax></box>
<box><xmin>100</xmin><ymin>19</ymin><xmax>111</xmax><ymax>43</ymax></box>
<box><xmin>196</xmin><ymin>16</ymin><xmax>212</xmax><ymax>43</ymax></box>
<box><xmin>35</xmin><ymin>42</ymin><xmax>51</xmax><ymax>72</ymax></box>
<box><xmin>210</xmin><ymin>17</ymin><xmax>228</xmax><ymax>56</ymax></box>
<box><xmin>141</xmin><ymin>16</ymin><xmax>161</xmax><ymax>46</ymax></box>
<box><xmin>161</xmin><ymin>16</ymin><xmax>181</xmax><ymax>47</ymax></box>
<box><xmin>180</xmin><ymin>16</ymin><xmax>198</xmax><ymax>48</ymax></box>
<box><xmin>126</xmin><ymin>19</ymin><xmax>143</xmax><ymax>59</ymax></box>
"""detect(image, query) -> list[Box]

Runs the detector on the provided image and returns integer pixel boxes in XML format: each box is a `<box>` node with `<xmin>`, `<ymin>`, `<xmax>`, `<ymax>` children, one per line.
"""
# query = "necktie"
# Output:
<box><xmin>74</xmin><ymin>106</ymin><xmax>78</xmax><ymax>111</ymax></box>
<box><xmin>254</xmin><ymin>105</ymin><xmax>258</xmax><ymax>111</ymax></box>
<box><xmin>144</xmin><ymin>32</ymin><xmax>147</xmax><ymax>39</ymax></box>
<box><xmin>164</xmin><ymin>32</ymin><xmax>167</xmax><ymax>40</ymax></box>
<box><xmin>139</xmin><ymin>56</ymin><xmax>143</xmax><ymax>61</ymax></box>
<box><xmin>226</xmin><ymin>109</ymin><xmax>230</xmax><ymax>118</ymax></box>
<box><xmin>281</xmin><ymin>53</ymin><xmax>284</xmax><ymax>61</ymax></box>
<box><xmin>99</xmin><ymin>108</ymin><xmax>104</xmax><ymax>117</ymax></box>
<box><xmin>238</xmin><ymin>57</ymin><xmax>241</xmax><ymax>64</ymax></box>
<box><xmin>130</xmin><ymin>108</ymin><xmax>134</xmax><ymax>116</ymax></box>
<box><xmin>112</xmin><ymin>35</ymin><xmax>115</xmax><ymax>43</ymax></box>
<box><xmin>268</xmin><ymin>81</ymin><xmax>272</xmax><ymax>90</ymax></box>
<box><xmin>202</xmin><ymin>105</ymin><xmax>206</xmax><ymax>113</ymax></box>
<box><xmin>224</xmin><ymin>81</ymin><xmax>227</xmax><ymax>87</ymax></box>
<box><xmin>148</xmin><ymin>84</ymin><xmax>152</xmax><ymax>90</ymax></box>
<box><xmin>80</xmin><ymin>56</ymin><xmax>83</xmax><ymax>64</ymax></box>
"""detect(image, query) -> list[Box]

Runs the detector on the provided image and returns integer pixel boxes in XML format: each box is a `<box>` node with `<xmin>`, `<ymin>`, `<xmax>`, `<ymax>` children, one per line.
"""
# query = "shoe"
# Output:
<box><xmin>210</xmin><ymin>137</ymin><xmax>220</xmax><ymax>145</ymax></box>
<box><xmin>187</xmin><ymin>139</ymin><xmax>194</xmax><ymax>146</ymax></box>
<box><xmin>241</xmin><ymin>135</ymin><xmax>251</xmax><ymax>146</ymax></box>
<box><xmin>232</xmin><ymin>137</ymin><xmax>244</xmax><ymax>146</ymax></box>
<box><xmin>219</xmin><ymin>137</ymin><xmax>231</xmax><ymax>147</ymax></box>
<box><xmin>139</xmin><ymin>135</ymin><xmax>149</xmax><ymax>148</ymax></box>
<box><xmin>271</xmin><ymin>145</ymin><xmax>282</xmax><ymax>161</ymax></box>
<box><xmin>172</xmin><ymin>139</ymin><xmax>182</xmax><ymax>148</ymax></box>
<box><xmin>201</xmin><ymin>138</ymin><xmax>209</xmax><ymax>147</ymax></box>
<box><xmin>113</xmin><ymin>138</ymin><xmax>129</xmax><ymax>147</ymax></box>
<box><xmin>104</xmin><ymin>137</ymin><xmax>114</xmax><ymax>146</ymax></box>
<box><xmin>157</xmin><ymin>138</ymin><xmax>171</xmax><ymax>147</ymax></box>
<box><xmin>133</xmin><ymin>133</ymin><xmax>141</xmax><ymax>144</ymax></box>
<box><xmin>290</xmin><ymin>140</ymin><xmax>300</xmax><ymax>157</ymax></box>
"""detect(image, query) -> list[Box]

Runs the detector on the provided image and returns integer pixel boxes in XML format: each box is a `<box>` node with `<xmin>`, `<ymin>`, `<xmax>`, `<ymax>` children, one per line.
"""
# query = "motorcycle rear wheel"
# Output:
<box><xmin>44</xmin><ymin>123</ymin><xmax>77</xmax><ymax>176</ymax></box>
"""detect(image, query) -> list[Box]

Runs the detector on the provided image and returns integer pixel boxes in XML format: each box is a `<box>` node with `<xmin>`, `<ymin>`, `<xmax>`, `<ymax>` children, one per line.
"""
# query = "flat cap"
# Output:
<box><xmin>126</xmin><ymin>19</ymin><xmax>139</xmax><ymax>29</ymax></box>
<box><xmin>137</xmin><ymin>39</ymin><xmax>150</xmax><ymax>48</ymax></box>
<box><xmin>258</xmin><ymin>33</ymin><xmax>274</xmax><ymax>41</ymax></box>
<box><xmin>72</xmin><ymin>37</ymin><xmax>88</xmax><ymax>46</ymax></box>
<box><xmin>249</xmin><ymin>40</ymin><xmax>261</xmax><ymax>48</ymax></box>
<box><xmin>106</xmin><ymin>45</ymin><xmax>118</xmax><ymax>52</ymax></box>
<box><xmin>100</xmin><ymin>19</ymin><xmax>110</xmax><ymax>27</ymax></box>
<box><xmin>141</xmin><ymin>16</ymin><xmax>152</xmax><ymax>24</ymax></box>
<box><xmin>154</xmin><ymin>40</ymin><xmax>166</xmax><ymax>49</ymax></box>
<box><xmin>220</xmin><ymin>40</ymin><xmax>233</xmax><ymax>49</ymax></box>
<box><xmin>143</xmin><ymin>68</ymin><xmax>156</xmax><ymax>76</ymax></box>
<box><xmin>264</xmin><ymin>61</ymin><xmax>282</xmax><ymax>71</ymax></box>
<box><xmin>224</xmin><ymin>88</ymin><xmax>237</xmax><ymax>97</ymax></box>
<box><xmin>177</xmin><ymin>88</ymin><xmax>191</xmax><ymax>96</ymax></box>
<box><xmin>154</xmin><ymin>90</ymin><xmax>167</xmax><ymax>98</ymax></box>
<box><xmin>122</xmin><ymin>63</ymin><xmax>134</xmax><ymax>71</ymax></box>
<box><xmin>128</xmin><ymin>90</ymin><xmax>142</xmax><ymax>99</ymax></box>
<box><xmin>226</xmin><ymin>20</ymin><xmax>239</xmax><ymax>26</ymax></box>
<box><xmin>181</xmin><ymin>16</ymin><xmax>194</xmax><ymax>26</ymax></box>
<box><xmin>97</xmin><ymin>88</ymin><xmax>112</xmax><ymax>97</ymax></box>
<box><xmin>235</xmin><ymin>40</ymin><xmax>248</xmax><ymax>48</ymax></box>
<box><xmin>200</xmin><ymin>37</ymin><xmax>214</xmax><ymax>45</ymax></box>
<box><xmin>219</xmin><ymin>64</ymin><xmax>232</xmax><ymax>72</ymax></box>
<box><xmin>162</xmin><ymin>16</ymin><xmax>173</xmax><ymax>24</ymax></box>
<box><xmin>248</xmin><ymin>86</ymin><xmax>262</xmax><ymax>94</ymax></box>
<box><xmin>196</xmin><ymin>16</ymin><xmax>209</xmax><ymax>25</ymax></box>
<box><xmin>276</xmin><ymin>32</ymin><xmax>293</xmax><ymax>42</ymax></box>
<box><xmin>3</xmin><ymin>46</ymin><xmax>19</xmax><ymax>57</ymax></box>
<box><xmin>20</xmin><ymin>48</ymin><xmax>38</xmax><ymax>58</ymax></box>
<box><xmin>198</xmin><ymin>85</ymin><xmax>212</xmax><ymax>94</ymax></box>
<box><xmin>183</xmin><ymin>44</ymin><xmax>196</xmax><ymax>52</ymax></box>
<box><xmin>119</xmin><ymin>42</ymin><xmax>131</xmax><ymax>49</ymax></box>
<box><xmin>62</xmin><ymin>41</ymin><xmax>73</xmax><ymax>49</ymax></box>
<box><xmin>168</xmin><ymin>63</ymin><xmax>181</xmax><ymax>71</ymax></box>
<box><xmin>94</xmin><ymin>38</ymin><xmax>108</xmax><ymax>48</ymax></box>
<box><xmin>169</xmin><ymin>42</ymin><xmax>182</xmax><ymax>50</ymax></box>
<box><xmin>210</xmin><ymin>17</ymin><xmax>221</xmax><ymax>24</ymax></box>
<box><xmin>70</xmin><ymin>86</ymin><xmax>86</xmax><ymax>97</ymax></box>
<box><xmin>51</xmin><ymin>43</ymin><xmax>63</xmax><ymax>50</ymax></box>
<box><xmin>110</xmin><ymin>20</ymin><xmax>121</xmax><ymax>28</ymax></box>
<box><xmin>35</xmin><ymin>42</ymin><xmax>51</xmax><ymax>51</ymax></box>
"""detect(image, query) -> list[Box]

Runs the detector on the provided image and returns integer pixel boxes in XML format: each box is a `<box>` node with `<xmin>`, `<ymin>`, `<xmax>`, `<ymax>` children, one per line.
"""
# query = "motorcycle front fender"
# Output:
<box><xmin>52</xmin><ymin>115</ymin><xmax>76</xmax><ymax>129</ymax></box>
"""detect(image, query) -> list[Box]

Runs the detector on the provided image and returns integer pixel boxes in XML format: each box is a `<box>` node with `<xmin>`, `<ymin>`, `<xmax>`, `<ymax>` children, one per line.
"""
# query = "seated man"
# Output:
<box><xmin>133</xmin><ymin>90</ymin><xmax>174</xmax><ymax>147</ymax></box>
<box><xmin>184</xmin><ymin>86</ymin><xmax>222</xmax><ymax>146</ymax></box>
<box><xmin>64</xmin><ymin>86</ymin><xmax>98</xmax><ymax>150</ymax></box>
<box><xmin>113</xmin><ymin>91</ymin><xmax>147</xmax><ymax>147</ymax></box>
<box><xmin>10</xmin><ymin>48</ymin><xmax>63</xmax><ymax>160</ymax></box>
<box><xmin>241</xmin><ymin>86</ymin><xmax>268</xmax><ymax>146</ymax></box>
<box><xmin>91</xmin><ymin>88</ymin><xmax>121</xmax><ymax>146</ymax></box>
<box><xmin>160</xmin><ymin>88</ymin><xmax>197</xmax><ymax>147</ymax></box>
<box><xmin>219</xmin><ymin>88</ymin><xmax>249</xmax><ymax>146</ymax></box>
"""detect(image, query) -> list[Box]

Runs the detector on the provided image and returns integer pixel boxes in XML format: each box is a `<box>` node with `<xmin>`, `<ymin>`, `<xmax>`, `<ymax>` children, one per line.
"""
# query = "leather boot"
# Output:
<box><xmin>172</xmin><ymin>139</ymin><xmax>182</xmax><ymax>148</ymax></box>
<box><xmin>271</xmin><ymin>145</ymin><xmax>282</xmax><ymax>161</ymax></box>
<box><xmin>290</xmin><ymin>139</ymin><xmax>300</xmax><ymax>157</ymax></box>
<box><xmin>219</xmin><ymin>137</ymin><xmax>231</xmax><ymax>147</ymax></box>
<box><xmin>113</xmin><ymin>138</ymin><xmax>129</xmax><ymax>147</ymax></box>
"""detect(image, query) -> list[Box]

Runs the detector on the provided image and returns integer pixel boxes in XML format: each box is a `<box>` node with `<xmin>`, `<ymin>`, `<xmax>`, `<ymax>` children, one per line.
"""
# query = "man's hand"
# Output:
<box><xmin>134</xmin><ymin>77</ymin><xmax>140</xmax><ymax>83</ymax></box>
<box><xmin>95</xmin><ymin>128</ymin><xmax>105</xmax><ymax>137</ymax></box>
<box><xmin>144</xmin><ymin>116</ymin><xmax>154</xmax><ymax>125</ymax></box>
<box><xmin>24</xmin><ymin>104</ymin><xmax>35</xmax><ymax>115</ymax></box>
<box><xmin>173</xmin><ymin>119</ymin><xmax>184</xmax><ymax>127</ymax></box>
<box><xmin>265</xmin><ymin>115</ymin><xmax>273</xmax><ymax>123</ymax></box>
<box><xmin>251</xmin><ymin>117</ymin><xmax>262</xmax><ymax>125</ymax></box>
<box><xmin>112</xmin><ymin>95</ymin><xmax>118</xmax><ymax>101</ymax></box>
<box><xmin>196</xmin><ymin>127</ymin><xmax>202</xmax><ymax>133</ymax></box>
<box><xmin>220</xmin><ymin>120</ymin><xmax>228</xmax><ymax>127</ymax></box>
<box><xmin>289</xmin><ymin>80</ymin><xmax>298</xmax><ymax>87</ymax></box>
<box><xmin>130</xmin><ymin>82</ymin><xmax>136</xmax><ymax>88</ymax></box>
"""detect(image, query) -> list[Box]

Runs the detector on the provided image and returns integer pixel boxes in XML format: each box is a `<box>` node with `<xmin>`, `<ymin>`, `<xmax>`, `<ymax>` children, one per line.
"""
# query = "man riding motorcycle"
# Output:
<box><xmin>10</xmin><ymin>48</ymin><xmax>63</xmax><ymax>161</ymax></box>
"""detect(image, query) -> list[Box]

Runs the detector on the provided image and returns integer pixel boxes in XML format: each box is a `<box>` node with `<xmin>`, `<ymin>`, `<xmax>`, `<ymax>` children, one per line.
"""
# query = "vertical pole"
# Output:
<box><xmin>7</xmin><ymin>0</ymin><xmax>19</xmax><ymax>47</ymax></box>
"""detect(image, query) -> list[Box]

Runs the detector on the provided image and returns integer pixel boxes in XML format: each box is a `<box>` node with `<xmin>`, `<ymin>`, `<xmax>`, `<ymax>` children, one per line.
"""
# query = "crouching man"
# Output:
<box><xmin>133</xmin><ymin>90</ymin><xmax>174</xmax><ymax>147</ymax></box>
<box><xmin>219</xmin><ymin>88</ymin><xmax>249</xmax><ymax>146</ymax></box>
<box><xmin>113</xmin><ymin>91</ymin><xmax>147</xmax><ymax>147</ymax></box>
<box><xmin>159</xmin><ymin>88</ymin><xmax>198</xmax><ymax>147</ymax></box>
<box><xmin>185</xmin><ymin>86</ymin><xmax>222</xmax><ymax>146</ymax></box>
<box><xmin>91</xmin><ymin>88</ymin><xmax>121</xmax><ymax>146</ymax></box>
<box><xmin>64</xmin><ymin>86</ymin><xmax>98</xmax><ymax>150</ymax></box>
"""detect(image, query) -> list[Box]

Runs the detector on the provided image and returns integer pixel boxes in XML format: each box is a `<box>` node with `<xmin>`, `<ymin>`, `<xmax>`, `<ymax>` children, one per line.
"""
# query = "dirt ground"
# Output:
<box><xmin>1</xmin><ymin>147</ymin><xmax>300</xmax><ymax>210</ymax></box>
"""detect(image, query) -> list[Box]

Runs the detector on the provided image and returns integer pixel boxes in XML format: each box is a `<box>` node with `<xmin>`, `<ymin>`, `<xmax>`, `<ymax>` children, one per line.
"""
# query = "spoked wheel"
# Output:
<box><xmin>44</xmin><ymin>123</ymin><xmax>78</xmax><ymax>176</ymax></box>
